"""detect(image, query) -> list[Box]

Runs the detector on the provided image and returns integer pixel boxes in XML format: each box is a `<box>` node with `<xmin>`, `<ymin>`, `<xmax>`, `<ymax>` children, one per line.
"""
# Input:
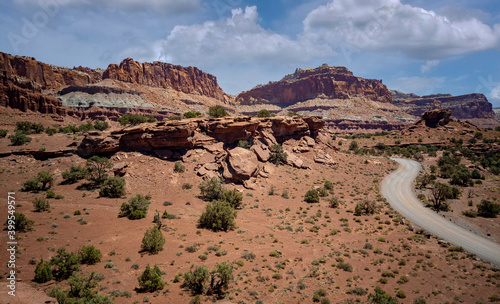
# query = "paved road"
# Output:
<box><xmin>381</xmin><ymin>158</ymin><xmax>500</xmax><ymax>267</ymax></box>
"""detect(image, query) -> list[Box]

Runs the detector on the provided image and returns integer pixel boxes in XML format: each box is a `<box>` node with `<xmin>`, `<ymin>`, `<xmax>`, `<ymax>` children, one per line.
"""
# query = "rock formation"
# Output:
<box><xmin>421</xmin><ymin>109</ymin><xmax>452</xmax><ymax>128</ymax></box>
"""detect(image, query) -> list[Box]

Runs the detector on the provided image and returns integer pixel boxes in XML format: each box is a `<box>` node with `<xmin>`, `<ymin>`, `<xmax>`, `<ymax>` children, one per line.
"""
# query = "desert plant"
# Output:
<box><xmin>50</xmin><ymin>247</ymin><xmax>80</xmax><ymax>280</ymax></box>
<box><xmin>304</xmin><ymin>189</ymin><xmax>319</xmax><ymax>204</ymax></box>
<box><xmin>349</xmin><ymin>141</ymin><xmax>358</xmax><ymax>151</ymax></box>
<box><xmin>199</xmin><ymin>177</ymin><xmax>224</xmax><ymax>201</ymax></box>
<box><xmin>477</xmin><ymin>199</ymin><xmax>500</xmax><ymax>218</ymax></box>
<box><xmin>0</xmin><ymin>129</ymin><xmax>7</xmax><ymax>137</ymax></box>
<box><xmin>48</xmin><ymin>271</ymin><xmax>111</xmax><ymax>304</ymax></box>
<box><xmin>99</xmin><ymin>176</ymin><xmax>126</xmax><ymax>198</ymax></box>
<box><xmin>86</xmin><ymin>156</ymin><xmax>113</xmax><ymax>185</ymax></box>
<box><xmin>174</xmin><ymin>162</ymin><xmax>185</xmax><ymax>173</ymax></box>
<box><xmin>141</xmin><ymin>223</ymin><xmax>165</xmax><ymax>254</ymax></box>
<box><xmin>354</xmin><ymin>200</ymin><xmax>376</xmax><ymax>216</ymax></box>
<box><xmin>428</xmin><ymin>181</ymin><xmax>455</xmax><ymax>212</ymax></box>
<box><xmin>184</xmin><ymin>111</ymin><xmax>203</xmax><ymax>118</ymax></box>
<box><xmin>257</xmin><ymin>109</ymin><xmax>271</xmax><ymax>117</ymax></box>
<box><xmin>6</xmin><ymin>212</ymin><xmax>34</xmax><ymax>232</ymax></box>
<box><xmin>120</xmin><ymin>194</ymin><xmax>151</xmax><ymax>220</ymax></box>
<box><xmin>208</xmin><ymin>262</ymin><xmax>234</xmax><ymax>297</ymax></box>
<box><xmin>367</xmin><ymin>287</ymin><xmax>400</xmax><ymax>304</ymax></box>
<box><xmin>9</xmin><ymin>131</ymin><xmax>31</xmax><ymax>145</ymax></box>
<box><xmin>78</xmin><ymin>245</ymin><xmax>102</xmax><ymax>265</ymax></box>
<box><xmin>33</xmin><ymin>197</ymin><xmax>50</xmax><ymax>212</ymax></box>
<box><xmin>93</xmin><ymin>120</ymin><xmax>109</xmax><ymax>131</ymax></box>
<box><xmin>208</xmin><ymin>105</ymin><xmax>229</xmax><ymax>118</ymax></box>
<box><xmin>198</xmin><ymin>200</ymin><xmax>237</xmax><ymax>232</ymax></box>
<box><xmin>450</xmin><ymin>166</ymin><xmax>473</xmax><ymax>186</ymax></box>
<box><xmin>269</xmin><ymin>144</ymin><xmax>287</xmax><ymax>165</ymax></box>
<box><xmin>62</xmin><ymin>165</ymin><xmax>88</xmax><ymax>184</ymax></box>
<box><xmin>220</xmin><ymin>189</ymin><xmax>243</xmax><ymax>209</ymax></box>
<box><xmin>324</xmin><ymin>180</ymin><xmax>334</xmax><ymax>191</ymax></box>
<box><xmin>183</xmin><ymin>265</ymin><xmax>210</xmax><ymax>295</ymax></box>
<box><xmin>34</xmin><ymin>258</ymin><xmax>53</xmax><ymax>283</ymax></box>
<box><xmin>118</xmin><ymin>114</ymin><xmax>156</xmax><ymax>126</ymax></box>
<box><xmin>138</xmin><ymin>264</ymin><xmax>165</xmax><ymax>292</ymax></box>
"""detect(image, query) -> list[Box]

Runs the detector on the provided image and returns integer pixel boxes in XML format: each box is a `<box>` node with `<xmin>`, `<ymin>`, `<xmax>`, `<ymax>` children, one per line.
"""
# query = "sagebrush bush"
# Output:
<box><xmin>138</xmin><ymin>264</ymin><xmax>165</xmax><ymax>292</ymax></box>
<box><xmin>141</xmin><ymin>224</ymin><xmax>165</xmax><ymax>254</ymax></box>
<box><xmin>120</xmin><ymin>194</ymin><xmax>151</xmax><ymax>220</ymax></box>
<box><xmin>34</xmin><ymin>259</ymin><xmax>53</xmax><ymax>283</ymax></box>
<box><xmin>99</xmin><ymin>176</ymin><xmax>126</xmax><ymax>198</ymax></box>
<box><xmin>182</xmin><ymin>262</ymin><xmax>233</xmax><ymax>297</ymax></box>
<box><xmin>198</xmin><ymin>200</ymin><xmax>236</xmax><ymax>232</ymax></box>
<box><xmin>78</xmin><ymin>245</ymin><xmax>102</xmax><ymax>265</ymax></box>
<box><xmin>33</xmin><ymin>197</ymin><xmax>50</xmax><ymax>212</ymax></box>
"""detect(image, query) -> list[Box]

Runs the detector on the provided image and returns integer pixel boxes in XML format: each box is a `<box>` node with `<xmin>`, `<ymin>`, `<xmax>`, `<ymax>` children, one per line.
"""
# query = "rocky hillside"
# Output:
<box><xmin>494</xmin><ymin>108</ymin><xmax>500</xmax><ymax>121</ymax></box>
<box><xmin>392</xmin><ymin>91</ymin><xmax>499</xmax><ymax>129</ymax></box>
<box><xmin>234</xmin><ymin>65</ymin><xmax>415</xmax><ymax>132</ymax></box>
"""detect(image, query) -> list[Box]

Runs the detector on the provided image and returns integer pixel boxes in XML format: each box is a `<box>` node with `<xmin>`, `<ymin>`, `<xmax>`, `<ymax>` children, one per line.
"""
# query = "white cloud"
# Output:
<box><xmin>302</xmin><ymin>0</ymin><xmax>500</xmax><ymax>60</ymax></box>
<box><xmin>490</xmin><ymin>84</ymin><xmax>500</xmax><ymax>104</ymax></box>
<box><xmin>388</xmin><ymin>76</ymin><xmax>446</xmax><ymax>95</ymax></box>
<box><xmin>160</xmin><ymin>6</ymin><xmax>332</xmax><ymax>67</ymax></box>
<box><xmin>420</xmin><ymin>60</ymin><xmax>439</xmax><ymax>73</ymax></box>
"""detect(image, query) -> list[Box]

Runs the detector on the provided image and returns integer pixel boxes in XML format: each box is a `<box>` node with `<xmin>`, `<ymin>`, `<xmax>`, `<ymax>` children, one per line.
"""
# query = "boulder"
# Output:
<box><xmin>302</xmin><ymin>136</ymin><xmax>316</xmax><ymax>147</ymax></box>
<box><xmin>284</xmin><ymin>150</ymin><xmax>305</xmax><ymax>168</ymax></box>
<box><xmin>226</xmin><ymin>147</ymin><xmax>259</xmax><ymax>181</ymax></box>
<box><xmin>314</xmin><ymin>150</ymin><xmax>336</xmax><ymax>166</ymax></box>
<box><xmin>251</xmin><ymin>144</ymin><xmax>270</xmax><ymax>162</ymax></box>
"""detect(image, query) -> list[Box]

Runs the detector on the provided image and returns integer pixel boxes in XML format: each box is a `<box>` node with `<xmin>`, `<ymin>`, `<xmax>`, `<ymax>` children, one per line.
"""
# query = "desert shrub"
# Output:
<box><xmin>367</xmin><ymin>286</ymin><xmax>400</xmax><ymax>303</ymax></box>
<box><xmin>471</xmin><ymin>169</ymin><xmax>482</xmax><ymax>179</ymax></box>
<box><xmin>183</xmin><ymin>265</ymin><xmax>210</xmax><ymax>295</ymax></box>
<box><xmin>15</xmin><ymin>121</ymin><xmax>44</xmax><ymax>134</ymax></box>
<box><xmin>208</xmin><ymin>105</ymin><xmax>229</xmax><ymax>118</ymax></box>
<box><xmin>0</xmin><ymin>129</ymin><xmax>8</xmax><ymax>137</ymax></box>
<box><xmin>174</xmin><ymin>162</ymin><xmax>185</xmax><ymax>173</ymax></box>
<box><xmin>257</xmin><ymin>109</ymin><xmax>271</xmax><ymax>117</ymax></box>
<box><xmin>99</xmin><ymin>176</ymin><xmax>126</xmax><ymax>198</ymax></box>
<box><xmin>9</xmin><ymin>131</ymin><xmax>31</xmax><ymax>145</ymax></box>
<box><xmin>318</xmin><ymin>187</ymin><xmax>328</xmax><ymax>197</ymax></box>
<box><xmin>138</xmin><ymin>264</ymin><xmax>165</xmax><ymax>292</ymax></box>
<box><xmin>118</xmin><ymin>114</ymin><xmax>156</xmax><ymax>126</ymax></box>
<box><xmin>183</xmin><ymin>262</ymin><xmax>233</xmax><ymax>297</ymax></box>
<box><xmin>324</xmin><ymin>180</ymin><xmax>334</xmax><ymax>191</ymax></box>
<box><xmin>168</xmin><ymin>115</ymin><xmax>182</xmax><ymax>121</ymax></box>
<box><xmin>120</xmin><ymin>194</ymin><xmax>151</xmax><ymax>220</ymax></box>
<box><xmin>50</xmin><ymin>247</ymin><xmax>80</xmax><ymax>280</ymax></box>
<box><xmin>336</xmin><ymin>262</ymin><xmax>353</xmax><ymax>272</ymax></box>
<box><xmin>198</xmin><ymin>200</ymin><xmax>236</xmax><ymax>232</ymax></box>
<box><xmin>237</xmin><ymin>140</ymin><xmax>250</xmax><ymax>149</ymax></box>
<box><xmin>48</xmin><ymin>271</ymin><xmax>111</xmax><ymax>304</ymax></box>
<box><xmin>78</xmin><ymin>245</ymin><xmax>102</xmax><ymax>265</ymax></box>
<box><xmin>354</xmin><ymin>200</ymin><xmax>376</xmax><ymax>216</ymax></box>
<box><xmin>349</xmin><ymin>141</ymin><xmax>358</xmax><ymax>151</ymax></box>
<box><xmin>34</xmin><ymin>171</ymin><xmax>53</xmax><ymax>190</ymax></box>
<box><xmin>46</xmin><ymin>189</ymin><xmax>56</xmax><ymax>198</ymax></box>
<box><xmin>304</xmin><ymin>189</ymin><xmax>319</xmax><ymax>204</ymax></box>
<box><xmin>93</xmin><ymin>120</ymin><xmax>109</xmax><ymax>131</ymax></box>
<box><xmin>242</xmin><ymin>251</ymin><xmax>256</xmax><ymax>261</ymax></box>
<box><xmin>6</xmin><ymin>212</ymin><xmax>34</xmax><ymax>232</ymax></box>
<box><xmin>33</xmin><ymin>197</ymin><xmax>50</xmax><ymax>212</ymax></box>
<box><xmin>62</xmin><ymin>165</ymin><xmax>88</xmax><ymax>184</ymax></box>
<box><xmin>78</xmin><ymin>122</ymin><xmax>95</xmax><ymax>132</ymax></box>
<box><xmin>182</xmin><ymin>183</ymin><xmax>193</xmax><ymax>190</ymax></box>
<box><xmin>220</xmin><ymin>189</ymin><xmax>243</xmax><ymax>209</ymax></box>
<box><xmin>34</xmin><ymin>259</ymin><xmax>53</xmax><ymax>283</ymax></box>
<box><xmin>141</xmin><ymin>224</ymin><xmax>165</xmax><ymax>254</ymax></box>
<box><xmin>269</xmin><ymin>144</ymin><xmax>288</xmax><ymax>165</ymax></box>
<box><xmin>428</xmin><ymin>181</ymin><xmax>456</xmax><ymax>211</ymax></box>
<box><xmin>347</xmin><ymin>287</ymin><xmax>367</xmax><ymax>296</ymax></box>
<box><xmin>462</xmin><ymin>209</ymin><xmax>477</xmax><ymax>218</ymax></box>
<box><xmin>328</xmin><ymin>197</ymin><xmax>340</xmax><ymax>208</ymax></box>
<box><xmin>184</xmin><ymin>111</ymin><xmax>203</xmax><ymax>118</ymax></box>
<box><xmin>86</xmin><ymin>156</ymin><xmax>112</xmax><ymax>185</ymax></box>
<box><xmin>477</xmin><ymin>200</ymin><xmax>500</xmax><ymax>218</ymax></box>
<box><xmin>450</xmin><ymin>166</ymin><xmax>473</xmax><ymax>186</ymax></box>
<box><xmin>199</xmin><ymin>177</ymin><xmax>224</xmax><ymax>201</ymax></box>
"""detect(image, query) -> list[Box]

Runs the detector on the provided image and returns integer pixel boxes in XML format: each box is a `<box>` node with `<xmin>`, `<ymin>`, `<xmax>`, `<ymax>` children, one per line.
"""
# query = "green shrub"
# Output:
<box><xmin>141</xmin><ymin>224</ymin><xmax>165</xmax><ymax>254</ymax></box>
<box><xmin>318</xmin><ymin>187</ymin><xmax>328</xmax><ymax>197</ymax></box>
<box><xmin>138</xmin><ymin>264</ymin><xmax>165</xmax><ymax>292</ymax></box>
<box><xmin>9</xmin><ymin>131</ymin><xmax>31</xmax><ymax>145</ymax></box>
<box><xmin>48</xmin><ymin>271</ymin><xmax>111</xmax><ymax>304</ymax></box>
<box><xmin>477</xmin><ymin>200</ymin><xmax>500</xmax><ymax>218</ymax></box>
<box><xmin>237</xmin><ymin>140</ymin><xmax>250</xmax><ymax>149</ymax></box>
<box><xmin>324</xmin><ymin>180</ymin><xmax>334</xmax><ymax>191</ymax></box>
<box><xmin>33</xmin><ymin>197</ymin><xmax>50</xmax><ymax>212</ymax></box>
<box><xmin>120</xmin><ymin>194</ymin><xmax>151</xmax><ymax>220</ymax></box>
<box><xmin>209</xmin><ymin>262</ymin><xmax>234</xmax><ymax>297</ymax></box>
<box><xmin>34</xmin><ymin>258</ymin><xmax>53</xmax><ymax>283</ymax></box>
<box><xmin>257</xmin><ymin>109</ymin><xmax>271</xmax><ymax>117</ymax></box>
<box><xmin>6</xmin><ymin>212</ymin><xmax>34</xmax><ymax>232</ymax></box>
<box><xmin>184</xmin><ymin>111</ymin><xmax>203</xmax><ymax>118</ymax></box>
<box><xmin>367</xmin><ymin>287</ymin><xmax>400</xmax><ymax>303</ymax></box>
<box><xmin>220</xmin><ymin>189</ymin><xmax>243</xmax><ymax>209</ymax></box>
<box><xmin>182</xmin><ymin>183</ymin><xmax>193</xmax><ymax>190</ymax></box>
<box><xmin>396</xmin><ymin>290</ymin><xmax>406</xmax><ymax>299</ymax></box>
<box><xmin>46</xmin><ymin>190</ymin><xmax>56</xmax><ymax>198</ymax></box>
<box><xmin>174</xmin><ymin>162</ymin><xmax>185</xmax><ymax>173</ymax></box>
<box><xmin>168</xmin><ymin>115</ymin><xmax>182</xmax><ymax>121</ymax></box>
<box><xmin>269</xmin><ymin>144</ymin><xmax>287</xmax><ymax>165</ymax></box>
<box><xmin>208</xmin><ymin>105</ymin><xmax>229</xmax><ymax>118</ymax></box>
<box><xmin>0</xmin><ymin>129</ymin><xmax>8</xmax><ymax>137</ymax></box>
<box><xmin>349</xmin><ymin>141</ymin><xmax>358</xmax><ymax>151</ymax></box>
<box><xmin>93</xmin><ymin>120</ymin><xmax>109</xmax><ymax>131</ymax></box>
<box><xmin>199</xmin><ymin>177</ymin><xmax>224</xmax><ymax>201</ymax></box>
<box><xmin>86</xmin><ymin>156</ymin><xmax>112</xmax><ymax>185</ymax></box>
<box><xmin>182</xmin><ymin>262</ymin><xmax>233</xmax><ymax>297</ymax></box>
<box><xmin>50</xmin><ymin>247</ymin><xmax>80</xmax><ymax>280</ymax></box>
<box><xmin>99</xmin><ymin>176</ymin><xmax>126</xmax><ymax>198</ymax></box>
<box><xmin>198</xmin><ymin>200</ymin><xmax>236</xmax><ymax>232</ymax></box>
<box><xmin>183</xmin><ymin>265</ymin><xmax>210</xmax><ymax>295</ymax></box>
<box><xmin>118</xmin><ymin>114</ymin><xmax>156</xmax><ymax>126</ymax></box>
<box><xmin>304</xmin><ymin>189</ymin><xmax>319</xmax><ymax>204</ymax></box>
<box><xmin>450</xmin><ymin>166</ymin><xmax>473</xmax><ymax>186</ymax></box>
<box><xmin>15</xmin><ymin>121</ymin><xmax>44</xmax><ymax>134</ymax></box>
<box><xmin>62</xmin><ymin>165</ymin><xmax>88</xmax><ymax>184</ymax></box>
<box><xmin>78</xmin><ymin>245</ymin><xmax>102</xmax><ymax>265</ymax></box>
<box><xmin>336</xmin><ymin>262</ymin><xmax>353</xmax><ymax>272</ymax></box>
<box><xmin>328</xmin><ymin>197</ymin><xmax>339</xmax><ymax>208</ymax></box>
<box><xmin>78</xmin><ymin>122</ymin><xmax>95</xmax><ymax>132</ymax></box>
<box><xmin>354</xmin><ymin>200</ymin><xmax>376</xmax><ymax>216</ymax></box>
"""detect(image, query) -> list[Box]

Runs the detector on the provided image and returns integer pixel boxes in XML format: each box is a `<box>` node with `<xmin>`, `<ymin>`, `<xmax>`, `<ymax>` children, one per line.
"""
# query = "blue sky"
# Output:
<box><xmin>1</xmin><ymin>0</ymin><xmax>500</xmax><ymax>107</ymax></box>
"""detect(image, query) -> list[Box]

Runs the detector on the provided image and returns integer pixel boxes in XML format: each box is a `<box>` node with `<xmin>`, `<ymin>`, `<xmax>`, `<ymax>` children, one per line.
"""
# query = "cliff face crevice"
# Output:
<box><xmin>103</xmin><ymin>58</ymin><xmax>229</xmax><ymax>103</ymax></box>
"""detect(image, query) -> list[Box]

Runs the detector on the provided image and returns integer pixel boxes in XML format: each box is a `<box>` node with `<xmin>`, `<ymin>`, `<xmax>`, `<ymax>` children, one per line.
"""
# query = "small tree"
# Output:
<box><xmin>477</xmin><ymin>200</ymin><xmax>500</xmax><ymax>218</ymax></box>
<box><xmin>9</xmin><ymin>131</ymin><xmax>32</xmax><ymax>145</ymax></box>
<box><xmin>220</xmin><ymin>189</ymin><xmax>243</xmax><ymax>209</ymax></box>
<box><xmin>450</xmin><ymin>166</ymin><xmax>473</xmax><ymax>186</ymax></box>
<box><xmin>93</xmin><ymin>120</ymin><xmax>109</xmax><ymax>131</ymax></box>
<box><xmin>120</xmin><ymin>194</ymin><xmax>151</xmax><ymax>219</ymax></box>
<box><xmin>198</xmin><ymin>200</ymin><xmax>237</xmax><ymax>232</ymax></box>
<box><xmin>138</xmin><ymin>264</ymin><xmax>165</xmax><ymax>292</ymax></box>
<box><xmin>62</xmin><ymin>165</ymin><xmax>88</xmax><ymax>184</ymax></box>
<box><xmin>49</xmin><ymin>271</ymin><xmax>111</xmax><ymax>304</ymax></box>
<box><xmin>99</xmin><ymin>176</ymin><xmax>126</xmax><ymax>198</ymax></box>
<box><xmin>86</xmin><ymin>156</ymin><xmax>112</xmax><ymax>185</ymax></box>
<box><xmin>208</xmin><ymin>261</ymin><xmax>234</xmax><ymax>297</ymax></box>
<box><xmin>428</xmin><ymin>182</ymin><xmax>453</xmax><ymax>212</ymax></box>
<box><xmin>183</xmin><ymin>265</ymin><xmax>210</xmax><ymax>295</ymax></box>
<box><xmin>34</xmin><ymin>259</ymin><xmax>53</xmax><ymax>283</ymax></box>
<box><xmin>78</xmin><ymin>245</ymin><xmax>102</xmax><ymax>265</ymax></box>
<box><xmin>349</xmin><ymin>141</ymin><xmax>358</xmax><ymax>151</ymax></box>
<box><xmin>354</xmin><ymin>200</ymin><xmax>376</xmax><ymax>216</ymax></box>
<box><xmin>33</xmin><ymin>197</ymin><xmax>50</xmax><ymax>212</ymax></box>
<box><xmin>50</xmin><ymin>247</ymin><xmax>80</xmax><ymax>281</ymax></box>
<box><xmin>304</xmin><ymin>189</ymin><xmax>319</xmax><ymax>204</ymax></box>
<box><xmin>184</xmin><ymin>111</ymin><xmax>203</xmax><ymax>118</ymax></box>
<box><xmin>367</xmin><ymin>286</ymin><xmax>400</xmax><ymax>304</ymax></box>
<box><xmin>208</xmin><ymin>105</ymin><xmax>229</xmax><ymax>118</ymax></box>
<box><xmin>269</xmin><ymin>144</ymin><xmax>287</xmax><ymax>166</ymax></box>
<box><xmin>141</xmin><ymin>223</ymin><xmax>165</xmax><ymax>254</ymax></box>
<box><xmin>199</xmin><ymin>177</ymin><xmax>224</xmax><ymax>201</ymax></box>
<box><xmin>7</xmin><ymin>212</ymin><xmax>34</xmax><ymax>232</ymax></box>
<box><xmin>257</xmin><ymin>109</ymin><xmax>271</xmax><ymax>118</ymax></box>
<box><xmin>37</xmin><ymin>171</ymin><xmax>54</xmax><ymax>190</ymax></box>
<box><xmin>23</xmin><ymin>177</ymin><xmax>41</xmax><ymax>192</ymax></box>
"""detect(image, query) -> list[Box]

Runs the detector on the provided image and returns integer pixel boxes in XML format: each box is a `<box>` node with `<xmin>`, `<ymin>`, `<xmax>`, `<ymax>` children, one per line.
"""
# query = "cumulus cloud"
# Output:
<box><xmin>302</xmin><ymin>0</ymin><xmax>500</xmax><ymax>60</ymax></box>
<box><xmin>490</xmin><ymin>84</ymin><xmax>500</xmax><ymax>104</ymax></box>
<box><xmin>160</xmin><ymin>6</ymin><xmax>332</xmax><ymax>67</ymax></box>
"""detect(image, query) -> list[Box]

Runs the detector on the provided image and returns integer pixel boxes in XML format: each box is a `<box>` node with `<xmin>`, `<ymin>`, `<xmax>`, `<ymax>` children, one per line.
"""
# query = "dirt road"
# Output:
<box><xmin>381</xmin><ymin>158</ymin><xmax>500</xmax><ymax>266</ymax></box>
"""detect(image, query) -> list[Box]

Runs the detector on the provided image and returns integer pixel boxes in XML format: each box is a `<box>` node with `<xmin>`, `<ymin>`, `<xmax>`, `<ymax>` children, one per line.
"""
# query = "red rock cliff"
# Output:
<box><xmin>103</xmin><ymin>58</ymin><xmax>228</xmax><ymax>103</ymax></box>
<box><xmin>235</xmin><ymin>65</ymin><xmax>392</xmax><ymax>106</ymax></box>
